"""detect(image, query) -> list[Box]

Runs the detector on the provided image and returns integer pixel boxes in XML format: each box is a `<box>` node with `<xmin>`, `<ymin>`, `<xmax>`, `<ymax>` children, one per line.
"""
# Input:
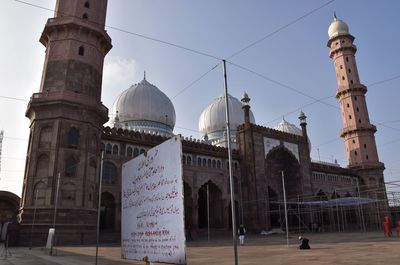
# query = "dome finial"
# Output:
<box><xmin>144</xmin><ymin>71</ymin><xmax>146</xmax><ymax>80</ymax></box>
<box><xmin>333</xmin><ymin>11</ymin><xmax>337</xmax><ymax>21</ymax></box>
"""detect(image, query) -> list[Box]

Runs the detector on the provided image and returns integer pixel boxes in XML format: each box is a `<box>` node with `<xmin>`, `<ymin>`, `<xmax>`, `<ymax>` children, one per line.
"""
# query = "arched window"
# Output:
<box><xmin>67</xmin><ymin>127</ymin><xmax>79</xmax><ymax>146</ymax></box>
<box><xmin>34</xmin><ymin>182</ymin><xmax>46</xmax><ymax>206</ymax></box>
<box><xmin>36</xmin><ymin>155</ymin><xmax>49</xmax><ymax>179</ymax></box>
<box><xmin>112</xmin><ymin>145</ymin><xmax>119</xmax><ymax>155</ymax></box>
<box><xmin>105</xmin><ymin>143</ymin><xmax>112</xmax><ymax>154</ymax></box>
<box><xmin>65</xmin><ymin>157</ymin><xmax>77</xmax><ymax>177</ymax></box>
<box><xmin>140</xmin><ymin>149</ymin><xmax>145</xmax><ymax>154</ymax></box>
<box><xmin>78</xmin><ymin>46</ymin><xmax>85</xmax><ymax>56</ymax></box>
<box><xmin>102</xmin><ymin>162</ymin><xmax>117</xmax><ymax>184</ymax></box>
<box><xmin>82</xmin><ymin>13</ymin><xmax>88</xmax><ymax>19</ymax></box>
<box><xmin>39</xmin><ymin>126</ymin><xmax>52</xmax><ymax>148</ymax></box>
<box><xmin>207</xmin><ymin>159</ymin><xmax>211</xmax><ymax>168</ymax></box>
<box><xmin>84</xmin><ymin>1</ymin><xmax>90</xmax><ymax>8</ymax></box>
<box><xmin>133</xmin><ymin>148</ymin><xmax>139</xmax><ymax>157</ymax></box>
<box><xmin>182</xmin><ymin>155</ymin><xmax>186</xmax><ymax>165</ymax></box>
<box><xmin>198</xmin><ymin>158</ymin><xmax>202</xmax><ymax>167</ymax></box>
<box><xmin>202</xmin><ymin>158</ymin><xmax>206</xmax><ymax>167</ymax></box>
<box><xmin>101</xmin><ymin>143</ymin><xmax>105</xmax><ymax>152</ymax></box>
<box><xmin>187</xmin><ymin>156</ymin><xmax>192</xmax><ymax>166</ymax></box>
<box><xmin>217</xmin><ymin>160</ymin><xmax>221</xmax><ymax>169</ymax></box>
<box><xmin>212</xmin><ymin>160</ymin><xmax>216</xmax><ymax>168</ymax></box>
<box><xmin>127</xmin><ymin>147</ymin><xmax>133</xmax><ymax>157</ymax></box>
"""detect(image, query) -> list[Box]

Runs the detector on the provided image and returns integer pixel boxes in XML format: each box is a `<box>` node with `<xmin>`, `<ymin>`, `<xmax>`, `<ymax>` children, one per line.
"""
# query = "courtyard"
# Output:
<box><xmin>1</xmin><ymin>232</ymin><xmax>399</xmax><ymax>265</ymax></box>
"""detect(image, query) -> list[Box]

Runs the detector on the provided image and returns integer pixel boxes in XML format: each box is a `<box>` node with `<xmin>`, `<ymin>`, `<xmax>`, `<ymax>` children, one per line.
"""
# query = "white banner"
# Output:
<box><xmin>121</xmin><ymin>136</ymin><xmax>186</xmax><ymax>264</ymax></box>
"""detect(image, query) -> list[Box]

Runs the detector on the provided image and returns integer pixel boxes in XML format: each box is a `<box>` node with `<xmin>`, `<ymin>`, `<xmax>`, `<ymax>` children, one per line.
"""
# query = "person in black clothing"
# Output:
<box><xmin>238</xmin><ymin>225</ymin><xmax>246</xmax><ymax>246</ymax></box>
<box><xmin>298</xmin><ymin>236</ymin><xmax>311</xmax><ymax>249</ymax></box>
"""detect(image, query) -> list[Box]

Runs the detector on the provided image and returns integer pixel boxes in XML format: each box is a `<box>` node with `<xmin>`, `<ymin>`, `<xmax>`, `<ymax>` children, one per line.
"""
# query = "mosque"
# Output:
<box><xmin>16</xmin><ymin>0</ymin><xmax>387</xmax><ymax>245</ymax></box>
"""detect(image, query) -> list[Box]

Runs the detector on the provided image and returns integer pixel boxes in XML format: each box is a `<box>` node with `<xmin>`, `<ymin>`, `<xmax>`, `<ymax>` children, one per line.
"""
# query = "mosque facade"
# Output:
<box><xmin>17</xmin><ymin>0</ymin><xmax>387</xmax><ymax>245</ymax></box>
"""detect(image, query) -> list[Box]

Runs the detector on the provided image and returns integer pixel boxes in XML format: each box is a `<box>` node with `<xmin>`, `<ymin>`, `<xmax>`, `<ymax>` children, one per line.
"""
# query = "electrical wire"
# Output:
<box><xmin>227</xmin><ymin>0</ymin><xmax>336</xmax><ymax>59</ymax></box>
<box><xmin>13</xmin><ymin>0</ymin><xmax>222</xmax><ymax>61</ymax></box>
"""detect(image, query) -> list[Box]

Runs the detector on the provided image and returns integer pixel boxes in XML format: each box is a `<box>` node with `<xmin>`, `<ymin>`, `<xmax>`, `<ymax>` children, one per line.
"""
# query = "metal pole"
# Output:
<box><xmin>281</xmin><ymin>171</ymin><xmax>289</xmax><ymax>248</ymax></box>
<box><xmin>207</xmin><ymin>182</ymin><xmax>210</xmax><ymax>242</ymax></box>
<box><xmin>30</xmin><ymin>189</ymin><xmax>39</xmax><ymax>249</ymax></box>
<box><xmin>95</xmin><ymin>151</ymin><xmax>104</xmax><ymax>265</ymax></box>
<box><xmin>222</xmin><ymin>60</ymin><xmax>238</xmax><ymax>265</ymax></box>
<box><xmin>50</xmin><ymin>173</ymin><xmax>60</xmax><ymax>256</ymax></box>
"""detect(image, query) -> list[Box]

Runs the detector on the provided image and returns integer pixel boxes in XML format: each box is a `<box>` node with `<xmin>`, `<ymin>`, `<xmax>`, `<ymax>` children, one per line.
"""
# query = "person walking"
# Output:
<box><xmin>238</xmin><ymin>224</ymin><xmax>246</xmax><ymax>246</ymax></box>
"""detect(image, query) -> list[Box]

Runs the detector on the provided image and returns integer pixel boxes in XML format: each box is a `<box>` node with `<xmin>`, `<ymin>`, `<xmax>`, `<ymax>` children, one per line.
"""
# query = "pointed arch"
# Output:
<box><xmin>68</xmin><ymin>127</ymin><xmax>79</xmax><ymax>146</ymax></box>
<box><xmin>197</xmin><ymin>181</ymin><xmax>223</xmax><ymax>229</ymax></box>
<box><xmin>35</xmin><ymin>155</ymin><xmax>49</xmax><ymax>180</ymax></box>
<box><xmin>100</xmin><ymin>192</ymin><xmax>116</xmax><ymax>230</ymax></box>
<box><xmin>33</xmin><ymin>181</ymin><xmax>47</xmax><ymax>206</ymax></box>
<box><xmin>127</xmin><ymin>146</ymin><xmax>133</xmax><ymax>157</ymax></box>
<box><xmin>105</xmin><ymin>143</ymin><xmax>112</xmax><ymax>154</ymax></box>
<box><xmin>39</xmin><ymin>126</ymin><xmax>52</xmax><ymax>148</ymax></box>
<box><xmin>112</xmin><ymin>144</ymin><xmax>119</xmax><ymax>155</ymax></box>
<box><xmin>265</xmin><ymin>146</ymin><xmax>301</xmax><ymax>197</ymax></box>
<box><xmin>102</xmin><ymin>161</ymin><xmax>117</xmax><ymax>184</ymax></box>
<box><xmin>133</xmin><ymin>148</ymin><xmax>139</xmax><ymax>157</ymax></box>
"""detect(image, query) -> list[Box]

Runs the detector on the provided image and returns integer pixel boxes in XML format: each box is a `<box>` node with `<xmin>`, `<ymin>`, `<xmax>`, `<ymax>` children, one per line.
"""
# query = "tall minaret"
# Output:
<box><xmin>327</xmin><ymin>14</ymin><xmax>385</xmax><ymax>194</ymax></box>
<box><xmin>19</xmin><ymin>0</ymin><xmax>112</xmax><ymax>245</ymax></box>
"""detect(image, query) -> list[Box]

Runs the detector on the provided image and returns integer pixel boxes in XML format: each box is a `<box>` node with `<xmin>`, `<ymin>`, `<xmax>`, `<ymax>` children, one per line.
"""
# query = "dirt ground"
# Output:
<box><xmin>2</xmin><ymin>232</ymin><xmax>399</xmax><ymax>265</ymax></box>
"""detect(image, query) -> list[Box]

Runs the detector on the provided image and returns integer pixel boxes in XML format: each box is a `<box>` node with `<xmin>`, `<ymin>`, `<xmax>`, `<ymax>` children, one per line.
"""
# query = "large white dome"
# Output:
<box><xmin>111</xmin><ymin>77</ymin><xmax>176</xmax><ymax>136</ymax></box>
<box><xmin>199</xmin><ymin>94</ymin><xmax>255</xmax><ymax>141</ymax></box>
<box><xmin>328</xmin><ymin>16</ymin><xmax>349</xmax><ymax>39</ymax></box>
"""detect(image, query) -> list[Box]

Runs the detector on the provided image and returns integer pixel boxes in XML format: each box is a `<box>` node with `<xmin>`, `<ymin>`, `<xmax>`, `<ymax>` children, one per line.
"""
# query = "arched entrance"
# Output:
<box><xmin>266</xmin><ymin>147</ymin><xmax>302</xmax><ymax>229</ymax></box>
<box><xmin>197</xmin><ymin>181</ymin><xmax>223</xmax><ymax>229</ymax></box>
<box><xmin>100</xmin><ymin>192</ymin><xmax>115</xmax><ymax>230</ymax></box>
<box><xmin>266</xmin><ymin>147</ymin><xmax>301</xmax><ymax>196</ymax></box>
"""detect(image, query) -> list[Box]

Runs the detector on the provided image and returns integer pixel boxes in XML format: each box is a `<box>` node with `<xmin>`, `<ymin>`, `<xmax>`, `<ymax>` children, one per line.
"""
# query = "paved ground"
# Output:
<box><xmin>1</xmin><ymin>232</ymin><xmax>399</xmax><ymax>265</ymax></box>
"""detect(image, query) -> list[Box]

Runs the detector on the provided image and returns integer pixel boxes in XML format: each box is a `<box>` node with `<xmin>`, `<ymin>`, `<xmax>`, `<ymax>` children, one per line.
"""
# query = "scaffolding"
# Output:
<box><xmin>243</xmin><ymin>181</ymin><xmax>400</xmax><ymax>233</ymax></box>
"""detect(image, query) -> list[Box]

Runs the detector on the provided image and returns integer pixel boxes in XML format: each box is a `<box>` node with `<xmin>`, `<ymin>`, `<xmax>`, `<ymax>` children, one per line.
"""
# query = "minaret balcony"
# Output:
<box><xmin>336</xmin><ymin>84</ymin><xmax>367</xmax><ymax>98</ymax></box>
<box><xmin>340</xmin><ymin>124</ymin><xmax>377</xmax><ymax>138</ymax></box>
<box><xmin>26</xmin><ymin>90</ymin><xmax>108</xmax><ymax>122</ymax></box>
<box><xmin>40</xmin><ymin>17</ymin><xmax>112</xmax><ymax>53</ymax></box>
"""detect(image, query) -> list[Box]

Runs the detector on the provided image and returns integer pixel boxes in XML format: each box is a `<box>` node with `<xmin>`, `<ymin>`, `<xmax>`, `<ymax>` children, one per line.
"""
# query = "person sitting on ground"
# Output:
<box><xmin>298</xmin><ymin>236</ymin><xmax>311</xmax><ymax>249</ymax></box>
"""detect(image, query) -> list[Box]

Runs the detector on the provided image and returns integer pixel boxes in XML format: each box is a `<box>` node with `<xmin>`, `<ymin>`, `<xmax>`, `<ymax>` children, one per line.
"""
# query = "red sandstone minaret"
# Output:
<box><xmin>327</xmin><ymin>14</ymin><xmax>385</xmax><ymax>194</ymax></box>
<box><xmin>19</xmin><ymin>0</ymin><xmax>112</xmax><ymax>245</ymax></box>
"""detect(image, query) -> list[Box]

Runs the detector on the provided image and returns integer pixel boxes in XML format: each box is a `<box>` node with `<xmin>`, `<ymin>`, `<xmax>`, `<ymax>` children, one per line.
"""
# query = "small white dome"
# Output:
<box><xmin>111</xmin><ymin>77</ymin><xmax>176</xmax><ymax>136</ymax></box>
<box><xmin>275</xmin><ymin>118</ymin><xmax>302</xmax><ymax>136</ymax></box>
<box><xmin>274</xmin><ymin>118</ymin><xmax>311</xmax><ymax>151</ymax></box>
<box><xmin>328</xmin><ymin>17</ymin><xmax>349</xmax><ymax>39</ymax></box>
<box><xmin>198</xmin><ymin>94</ymin><xmax>255</xmax><ymax>141</ymax></box>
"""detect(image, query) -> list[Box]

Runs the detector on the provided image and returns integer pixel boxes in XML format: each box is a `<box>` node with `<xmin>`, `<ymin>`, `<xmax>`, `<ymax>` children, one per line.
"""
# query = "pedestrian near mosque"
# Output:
<box><xmin>238</xmin><ymin>225</ymin><xmax>246</xmax><ymax>246</ymax></box>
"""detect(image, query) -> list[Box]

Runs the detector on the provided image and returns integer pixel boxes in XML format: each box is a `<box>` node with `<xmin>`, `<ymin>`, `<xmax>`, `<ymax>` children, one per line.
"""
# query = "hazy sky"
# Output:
<box><xmin>1</xmin><ymin>0</ymin><xmax>400</xmax><ymax>196</ymax></box>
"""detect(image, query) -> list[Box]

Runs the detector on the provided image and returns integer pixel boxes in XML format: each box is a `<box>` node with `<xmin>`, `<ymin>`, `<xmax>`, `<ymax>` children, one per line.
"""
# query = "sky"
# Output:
<box><xmin>1</xmin><ymin>0</ymin><xmax>400</xmax><ymax>196</ymax></box>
